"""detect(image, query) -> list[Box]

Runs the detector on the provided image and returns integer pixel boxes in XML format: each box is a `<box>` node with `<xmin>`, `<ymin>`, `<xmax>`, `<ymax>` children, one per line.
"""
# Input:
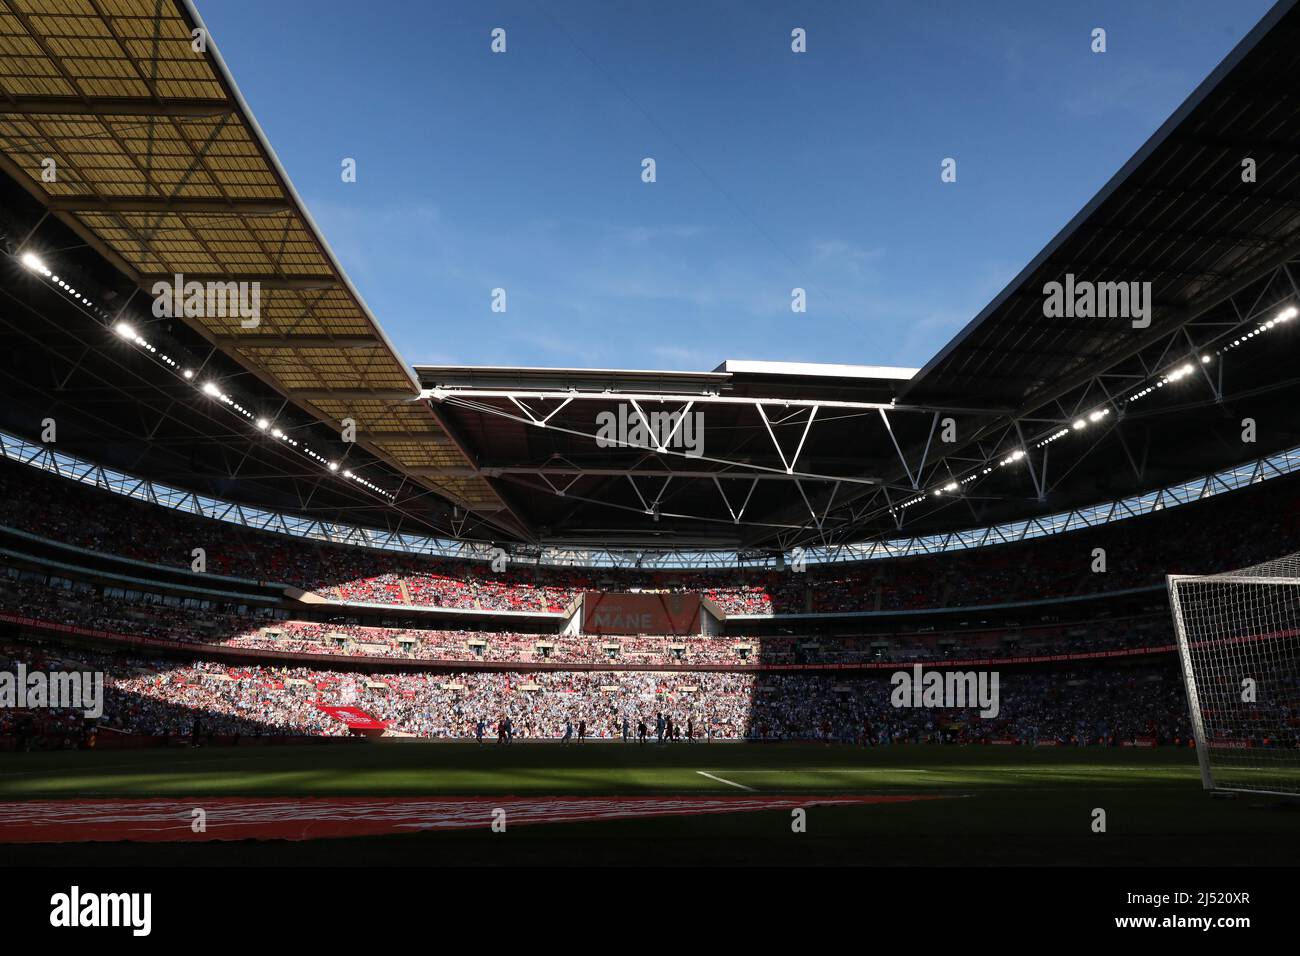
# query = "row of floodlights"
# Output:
<box><xmin>920</xmin><ymin>450</ymin><xmax>1025</xmax><ymax>505</ymax></box>
<box><xmin>1215</xmin><ymin>304</ymin><xmax>1297</xmax><ymax>357</ymax></box>
<box><xmin>1127</xmin><ymin>358</ymin><xmax>1210</xmax><ymax>404</ymax></box>
<box><xmin>891</xmin><ymin>304</ymin><xmax>1295</xmax><ymax>516</ymax></box>
<box><xmin>19</xmin><ymin>250</ymin><xmax>395</xmax><ymax>501</ymax></box>
<box><xmin>918</xmin><ymin>352</ymin><xmax>1222</xmax><ymax>505</ymax></box>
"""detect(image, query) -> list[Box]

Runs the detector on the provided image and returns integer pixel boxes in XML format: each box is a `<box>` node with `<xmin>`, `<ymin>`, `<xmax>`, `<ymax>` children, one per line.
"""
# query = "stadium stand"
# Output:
<box><xmin>1</xmin><ymin>636</ymin><xmax>1192</xmax><ymax>747</ymax></box>
<box><xmin>3</xmin><ymin>453</ymin><xmax>1300</xmax><ymax>619</ymax></box>
<box><xmin>1</xmin><ymin>0</ymin><xmax>1299</xmax><ymax>776</ymax></box>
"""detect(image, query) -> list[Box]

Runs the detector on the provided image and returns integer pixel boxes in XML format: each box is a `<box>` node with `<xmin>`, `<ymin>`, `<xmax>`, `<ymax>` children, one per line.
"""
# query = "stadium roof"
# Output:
<box><xmin>0</xmin><ymin>0</ymin><xmax>524</xmax><ymax>537</ymax></box>
<box><xmin>903</xmin><ymin>0</ymin><xmax>1300</xmax><ymax>412</ymax></box>
<box><xmin>1</xmin><ymin>0</ymin><xmax>1300</xmax><ymax>559</ymax></box>
<box><xmin>417</xmin><ymin>0</ymin><xmax>1300</xmax><ymax>550</ymax></box>
<box><xmin>714</xmin><ymin>361</ymin><xmax>919</xmax><ymax>381</ymax></box>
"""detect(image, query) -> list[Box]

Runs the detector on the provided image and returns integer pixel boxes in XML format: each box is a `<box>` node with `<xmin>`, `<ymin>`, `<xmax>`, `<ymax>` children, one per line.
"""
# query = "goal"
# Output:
<box><xmin>1169</xmin><ymin>555</ymin><xmax>1300</xmax><ymax>796</ymax></box>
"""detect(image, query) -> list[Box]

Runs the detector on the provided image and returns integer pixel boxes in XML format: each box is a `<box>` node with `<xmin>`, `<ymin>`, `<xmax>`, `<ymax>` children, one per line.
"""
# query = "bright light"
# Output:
<box><xmin>328</xmin><ymin>462</ymin><xmax>339</xmax><ymax>472</ymax></box>
<box><xmin>1279</xmin><ymin>306</ymin><xmax>1298</xmax><ymax>321</ymax></box>
<box><xmin>182</xmin><ymin>369</ymin><xmax>195</xmax><ymax>380</ymax></box>
<box><xmin>343</xmin><ymin>469</ymin><xmax>353</xmax><ymax>478</ymax></box>
<box><xmin>1201</xmin><ymin>354</ymin><xmax>1212</xmax><ymax>364</ymax></box>
<box><xmin>19</xmin><ymin>252</ymin><xmax>48</xmax><ymax>274</ymax></box>
<box><xmin>255</xmin><ymin>418</ymin><xmax>269</xmax><ymax>431</ymax></box>
<box><xmin>944</xmin><ymin>481</ymin><xmax>957</xmax><ymax>492</ymax></box>
<box><xmin>201</xmin><ymin>382</ymin><xmax>221</xmax><ymax>398</ymax></box>
<box><xmin>1088</xmin><ymin>409</ymin><xmax>1105</xmax><ymax>422</ymax></box>
<box><xmin>1073</xmin><ymin>419</ymin><xmax>1087</xmax><ymax>430</ymax></box>
<box><xmin>114</xmin><ymin>321</ymin><xmax>135</xmax><ymax>339</ymax></box>
<box><xmin>272</xmin><ymin>428</ymin><xmax>284</xmax><ymax>439</ymax></box>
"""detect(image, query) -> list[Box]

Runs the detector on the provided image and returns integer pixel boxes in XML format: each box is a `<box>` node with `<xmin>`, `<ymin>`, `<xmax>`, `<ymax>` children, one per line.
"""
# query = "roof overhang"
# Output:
<box><xmin>0</xmin><ymin>0</ymin><xmax>528</xmax><ymax>539</ymax></box>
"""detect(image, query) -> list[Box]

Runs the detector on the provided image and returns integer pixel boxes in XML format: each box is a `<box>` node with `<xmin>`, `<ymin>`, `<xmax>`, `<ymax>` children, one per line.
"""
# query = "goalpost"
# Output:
<box><xmin>1169</xmin><ymin>555</ymin><xmax>1300</xmax><ymax>797</ymax></box>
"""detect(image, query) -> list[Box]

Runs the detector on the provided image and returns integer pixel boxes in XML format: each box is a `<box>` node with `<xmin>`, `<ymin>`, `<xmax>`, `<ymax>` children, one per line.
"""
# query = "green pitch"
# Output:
<box><xmin>2</xmin><ymin>742</ymin><xmax>1298</xmax><ymax>865</ymax></box>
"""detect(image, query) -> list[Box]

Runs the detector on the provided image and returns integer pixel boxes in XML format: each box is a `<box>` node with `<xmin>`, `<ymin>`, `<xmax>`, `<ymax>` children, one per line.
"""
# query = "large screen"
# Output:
<box><xmin>582</xmin><ymin>591</ymin><xmax>702</xmax><ymax>636</ymax></box>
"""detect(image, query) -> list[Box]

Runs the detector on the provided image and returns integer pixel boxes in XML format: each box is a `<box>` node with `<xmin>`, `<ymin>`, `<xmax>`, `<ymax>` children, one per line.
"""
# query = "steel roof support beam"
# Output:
<box><xmin>137</xmin><ymin>274</ymin><xmax>338</xmax><ymax>290</ymax></box>
<box><xmin>47</xmin><ymin>196</ymin><xmax>292</xmax><ymax>214</ymax></box>
<box><xmin>755</xmin><ymin>402</ymin><xmax>817</xmax><ymax>473</ymax></box>
<box><xmin>878</xmin><ymin>408</ymin><xmax>917</xmax><ymax>488</ymax></box>
<box><xmin>712</xmin><ymin>475</ymin><xmax>758</xmax><ymax>524</ymax></box>
<box><xmin>360</xmin><ymin>431</ymin><xmax>457</xmax><ymax>443</ymax></box>
<box><xmin>425</xmin><ymin>386</ymin><xmax>995</xmax><ymax>416</ymax></box>
<box><xmin>434</xmin><ymin>395</ymin><xmax>889</xmax><ymax>488</ymax></box>
<box><xmin>1014</xmin><ymin>421</ymin><xmax>1046</xmax><ymax>501</ymax></box>
<box><xmin>217</xmin><ymin>335</ymin><xmax>378</xmax><ymax>349</ymax></box>
<box><xmin>0</xmin><ymin>95</ymin><xmax>232</xmax><ymax>117</ymax></box>
<box><xmin>483</xmin><ymin>466</ymin><xmax>825</xmax><ymax>480</ymax></box>
<box><xmin>290</xmin><ymin>389</ymin><xmax>417</xmax><ymax>400</ymax></box>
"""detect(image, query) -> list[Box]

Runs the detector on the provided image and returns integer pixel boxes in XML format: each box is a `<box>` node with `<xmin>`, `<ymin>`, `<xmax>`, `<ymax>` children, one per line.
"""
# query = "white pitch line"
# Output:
<box><xmin>696</xmin><ymin>770</ymin><xmax>756</xmax><ymax>791</ymax></box>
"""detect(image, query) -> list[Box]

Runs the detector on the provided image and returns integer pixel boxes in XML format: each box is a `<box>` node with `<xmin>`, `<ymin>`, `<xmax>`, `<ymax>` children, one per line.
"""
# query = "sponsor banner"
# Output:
<box><xmin>315</xmin><ymin>705</ymin><xmax>388</xmax><ymax>731</ymax></box>
<box><xmin>582</xmin><ymin>592</ymin><xmax>701</xmax><ymax>636</ymax></box>
<box><xmin>1121</xmin><ymin>737</ymin><xmax>1157</xmax><ymax>748</ymax></box>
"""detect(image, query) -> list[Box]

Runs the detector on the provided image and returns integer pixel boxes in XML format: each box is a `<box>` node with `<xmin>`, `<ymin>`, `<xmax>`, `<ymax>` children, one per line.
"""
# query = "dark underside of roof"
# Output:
<box><xmin>0</xmin><ymin>178</ymin><xmax>471</xmax><ymax>537</ymax></box>
<box><xmin>902</xmin><ymin>0</ymin><xmax>1300</xmax><ymax>411</ymax></box>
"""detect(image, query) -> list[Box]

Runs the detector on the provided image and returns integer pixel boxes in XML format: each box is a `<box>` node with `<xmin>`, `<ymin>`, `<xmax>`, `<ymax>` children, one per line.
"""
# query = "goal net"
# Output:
<box><xmin>1169</xmin><ymin>555</ymin><xmax>1300</xmax><ymax>796</ymax></box>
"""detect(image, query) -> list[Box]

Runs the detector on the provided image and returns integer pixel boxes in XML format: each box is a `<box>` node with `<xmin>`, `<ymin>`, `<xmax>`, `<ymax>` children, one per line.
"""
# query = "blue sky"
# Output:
<box><xmin>198</xmin><ymin>0</ymin><xmax>1275</xmax><ymax>372</ymax></box>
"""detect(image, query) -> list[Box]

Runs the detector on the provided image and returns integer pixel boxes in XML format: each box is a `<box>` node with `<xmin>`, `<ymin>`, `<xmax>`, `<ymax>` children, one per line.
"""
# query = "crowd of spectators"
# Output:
<box><xmin>3</xmin><ymin>457</ymin><xmax>1300</xmax><ymax>617</ymax></box>
<box><xmin>0</xmin><ymin>637</ymin><xmax>1195</xmax><ymax>745</ymax></box>
<box><xmin>2</xmin><ymin>569</ymin><xmax>1175</xmax><ymax>667</ymax></box>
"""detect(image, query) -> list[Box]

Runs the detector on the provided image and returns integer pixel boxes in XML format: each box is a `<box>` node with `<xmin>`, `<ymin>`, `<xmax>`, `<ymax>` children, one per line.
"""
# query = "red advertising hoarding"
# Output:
<box><xmin>315</xmin><ymin>705</ymin><xmax>389</xmax><ymax>733</ymax></box>
<box><xmin>582</xmin><ymin>592</ymin><xmax>702</xmax><ymax>635</ymax></box>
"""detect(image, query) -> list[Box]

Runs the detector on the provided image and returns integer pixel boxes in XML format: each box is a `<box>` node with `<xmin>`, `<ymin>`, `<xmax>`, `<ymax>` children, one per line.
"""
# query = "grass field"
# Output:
<box><xmin>3</xmin><ymin>741</ymin><xmax>1299</xmax><ymax>865</ymax></box>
